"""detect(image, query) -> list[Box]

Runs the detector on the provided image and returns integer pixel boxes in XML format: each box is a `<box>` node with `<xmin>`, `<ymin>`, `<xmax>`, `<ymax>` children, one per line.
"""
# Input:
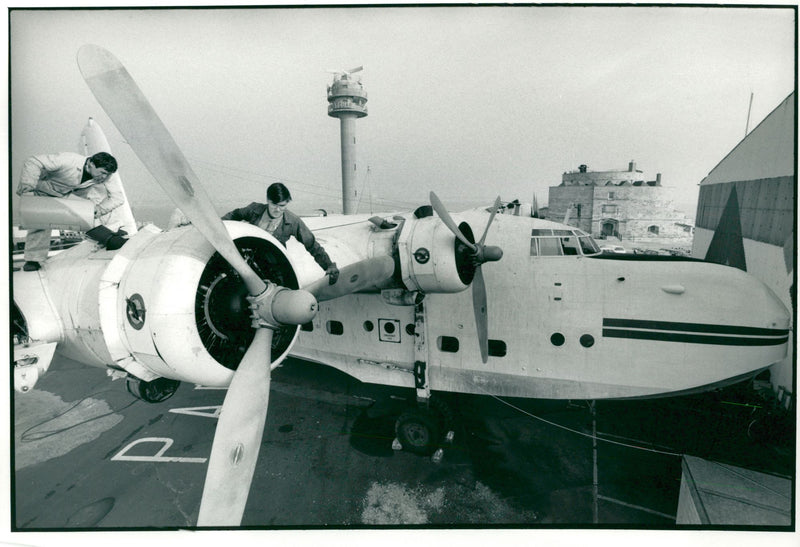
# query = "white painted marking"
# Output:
<box><xmin>169</xmin><ymin>405</ymin><xmax>222</xmax><ymax>419</ymax></box>
<box><xmin>111</xmin><ymin>437</ymin><xmax>207</xmax><ymax>463</ymax></box>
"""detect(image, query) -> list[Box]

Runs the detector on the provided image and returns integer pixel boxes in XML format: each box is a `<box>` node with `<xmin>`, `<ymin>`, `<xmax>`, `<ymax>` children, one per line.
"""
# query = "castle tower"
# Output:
<box><xmin>327</xmin><ymin>67</ymin><xmax>367</xmax><ymax>215</ymax></box>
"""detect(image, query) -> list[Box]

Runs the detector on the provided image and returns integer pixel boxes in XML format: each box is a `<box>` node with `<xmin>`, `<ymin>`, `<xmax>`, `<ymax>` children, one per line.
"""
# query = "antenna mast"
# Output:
<box><xmin>744</xmin><ymin>91</ymin><xmax>754</xmax><ymax>137</ymax></box>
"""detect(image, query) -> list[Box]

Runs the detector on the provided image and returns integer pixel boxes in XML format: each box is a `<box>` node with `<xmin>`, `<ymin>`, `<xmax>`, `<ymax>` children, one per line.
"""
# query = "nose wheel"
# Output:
<box><xmin>393</xmin><ymin>397</ymin><xmax>454</xmax><ymax>460</ymax></box>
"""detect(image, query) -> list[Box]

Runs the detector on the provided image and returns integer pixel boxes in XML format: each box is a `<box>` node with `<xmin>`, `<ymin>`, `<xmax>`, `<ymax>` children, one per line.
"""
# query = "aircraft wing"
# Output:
<box><xmin>12</xmin><ymin>269</ymin><xmax>64</xmax><ymax>393</ymax></box>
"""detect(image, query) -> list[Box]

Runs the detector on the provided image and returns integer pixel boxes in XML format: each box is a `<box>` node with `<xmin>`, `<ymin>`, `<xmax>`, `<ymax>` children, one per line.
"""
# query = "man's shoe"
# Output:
<box><xmin>23</xmin><ymin>261</ymin><xmax>41</xmax><ymax>272</ymax></box>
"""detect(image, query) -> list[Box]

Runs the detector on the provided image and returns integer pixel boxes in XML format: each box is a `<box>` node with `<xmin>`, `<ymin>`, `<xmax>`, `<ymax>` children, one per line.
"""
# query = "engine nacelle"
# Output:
<box><xmin>16</xmin><ymin>221</ymin><xmax>301</xmax><ymax>387</ymax></box>
<box><xmin>395</xmin><ymin>213</ymin><xmax>477</xmax><ymax>294</ymax></box>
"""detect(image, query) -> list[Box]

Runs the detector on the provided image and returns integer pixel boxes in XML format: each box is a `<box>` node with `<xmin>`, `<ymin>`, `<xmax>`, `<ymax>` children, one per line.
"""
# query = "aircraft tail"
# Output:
<box><xmin>79</xmin><ymin>117</ymin><xmax>138</xmax><ymax>234</ymax></box>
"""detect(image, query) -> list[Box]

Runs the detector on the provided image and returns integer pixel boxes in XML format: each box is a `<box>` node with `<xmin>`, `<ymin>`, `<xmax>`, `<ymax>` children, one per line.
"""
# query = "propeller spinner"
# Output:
<box><xmin>430</xmin><ymin>192</ymin><xmax>503</xmax><ymax>363</ymax></box>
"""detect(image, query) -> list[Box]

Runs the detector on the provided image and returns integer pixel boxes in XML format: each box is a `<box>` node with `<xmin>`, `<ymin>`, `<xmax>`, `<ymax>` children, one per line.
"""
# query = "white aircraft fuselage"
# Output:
<box><xmin>13</xmin><ymin>204</ymin><xmax>790</xmax><ymax>401</ymax></box>
<box><xmin>288</xmin><ymin>209</ymin><xmax>789</xmax><ymax>400</ymax></box>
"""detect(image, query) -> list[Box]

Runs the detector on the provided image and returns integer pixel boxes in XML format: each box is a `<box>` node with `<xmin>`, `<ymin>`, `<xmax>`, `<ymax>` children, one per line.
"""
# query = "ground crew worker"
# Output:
<box><xmin>16</xmin><ymin>151</ymin><xmax>123</xmax><ymax>271</ymax></box>
<box><xmin>222</xmin><ymin>182</ymin><xmax>340</xmax><ymax>284</ymax></box>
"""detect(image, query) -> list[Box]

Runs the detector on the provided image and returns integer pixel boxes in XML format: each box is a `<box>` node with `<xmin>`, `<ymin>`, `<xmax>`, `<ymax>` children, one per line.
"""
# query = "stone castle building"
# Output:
<box><xmin>548</xmin><ymin>161</ymin><xmax>694</xmax><ymax>242</ymax></box>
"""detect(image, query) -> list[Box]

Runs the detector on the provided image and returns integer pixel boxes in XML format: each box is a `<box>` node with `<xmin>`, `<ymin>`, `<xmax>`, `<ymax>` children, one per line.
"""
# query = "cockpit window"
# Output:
<box><xmin>579</xmin><ymin>236</ymin><xmax>601</xmax><ymax>255</ymax></box>
<box><xmin>538</xmin><ymin>237</ymin><xmax>563</xmax><ymax>256</ymax></box>
<box><xmin>530</xmin><ymin>228</ymin><xmax>601</xmax><ymax>257</ymax></box>
<box><xmin>560</xmin><ymin>237</ymin><xmax>580</xmax><ymax>256</ymax></box>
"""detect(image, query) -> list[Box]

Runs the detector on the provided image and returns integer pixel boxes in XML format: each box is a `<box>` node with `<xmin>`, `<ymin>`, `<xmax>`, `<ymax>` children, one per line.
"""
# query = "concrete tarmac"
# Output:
<box><xmin>12</xmin><ymin>354</ymin><xmax>791</xmax><ymax>530</ymax></box>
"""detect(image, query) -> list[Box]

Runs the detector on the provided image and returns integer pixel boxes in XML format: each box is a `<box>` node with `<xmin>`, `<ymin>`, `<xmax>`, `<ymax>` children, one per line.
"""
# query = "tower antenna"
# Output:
<box><xmin>327</xmin><ymin>66</ymin><xmax>368</xmax><ymax>215</ymax></box>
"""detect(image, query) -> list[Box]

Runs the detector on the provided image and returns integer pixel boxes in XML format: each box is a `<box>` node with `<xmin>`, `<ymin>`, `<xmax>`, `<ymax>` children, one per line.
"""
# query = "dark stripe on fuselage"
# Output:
<box><xmin>603</xmin><ymin>318</ymin><xmax>789</xmax><ymax>337</ymax></box>
<box><xmin>602</xmin><ymin>328</ymin><xmax>789</xmax><ymax>346</ymax></box>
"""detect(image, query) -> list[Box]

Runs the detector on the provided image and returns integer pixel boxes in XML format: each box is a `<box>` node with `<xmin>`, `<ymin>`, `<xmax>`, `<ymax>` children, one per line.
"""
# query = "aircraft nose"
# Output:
<box><xmin>751</xmin><ymin>276</ymin><xmax>792</xmax><ymax>331</ymax></box>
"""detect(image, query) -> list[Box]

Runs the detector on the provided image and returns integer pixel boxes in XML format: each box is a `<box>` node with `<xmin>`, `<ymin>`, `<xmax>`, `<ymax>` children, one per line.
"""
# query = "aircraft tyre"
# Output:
<box><xmin>126</xmin><ymin>376</ymin><xmax>181</xmax><ymax>403</ymax></box>
<box><xmin>395</xmin><ymin>407</ymin><xmax>441</xmax><ymax>455</ymax></box>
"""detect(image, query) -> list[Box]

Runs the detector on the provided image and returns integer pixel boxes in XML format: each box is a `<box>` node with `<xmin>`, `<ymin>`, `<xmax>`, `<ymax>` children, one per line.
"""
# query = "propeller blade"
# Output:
<box><xmin>304</xmin><ymin>256</ymin><xmax>395</xmax><ymax>302</ymax></box>
<box><xmin>429</xmin><ymin>191</ymin><xmax>476</xmax><ymax>251</ymax></box>
<box><xmin>77</xmin><ymin>44</ymin><xmax>265</xmax><ymax>296</ymax></box>
<box><xmin>472</xmin><ymin>266</ymin><xmax>489</xmax><ymax>364</ymax></box>
<box><xmin>478</xmin><ymin>196</ymin><xmax>502</xmax><ymax>247</ymax></box>
<box><xmin>197</xmin><ymin>328</ymin><xmax>273</xmax><ymax>526</ymax></box>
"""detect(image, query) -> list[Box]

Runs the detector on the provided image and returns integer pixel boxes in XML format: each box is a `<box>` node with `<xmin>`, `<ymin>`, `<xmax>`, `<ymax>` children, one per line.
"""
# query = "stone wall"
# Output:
<box><xmin>548</xmin><ymin>184</ymin><xmax>693</xmax><ymax>241</ymax></box>
<box><xmin>592</xmin><ymin>186</ymin><xmax>693</xmax><ymax>240</ymax></box>
<box><xmin>547</xmin><ymin>186</ymin><xmax>594</xmax><ymax>233</ymax></box>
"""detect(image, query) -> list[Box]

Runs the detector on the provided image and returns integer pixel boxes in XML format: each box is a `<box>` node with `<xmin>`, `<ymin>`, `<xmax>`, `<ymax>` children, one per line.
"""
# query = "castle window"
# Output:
<box><xmin>648</xmin><ymin>225</ymin><xmax>660</xmax><ymax>235</ymax></box>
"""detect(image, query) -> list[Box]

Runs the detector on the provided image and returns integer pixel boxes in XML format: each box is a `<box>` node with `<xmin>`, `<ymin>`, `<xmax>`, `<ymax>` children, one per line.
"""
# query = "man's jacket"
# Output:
<box><xmin>222</xmin><ymin>202</ymin><xmax>334</xmax><ymax>270</ymax></box>
<box><xmin>16</xmin><ymin>152</ymin><xmax>124</xmax><ymax>217</ymax></box>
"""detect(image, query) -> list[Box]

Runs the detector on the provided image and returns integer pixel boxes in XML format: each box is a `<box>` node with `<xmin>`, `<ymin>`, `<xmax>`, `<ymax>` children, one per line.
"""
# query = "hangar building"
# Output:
<box><xmin>692</xmin><ymin>92</ymin><xmax>795</xmax><ymax>395</ymax></box>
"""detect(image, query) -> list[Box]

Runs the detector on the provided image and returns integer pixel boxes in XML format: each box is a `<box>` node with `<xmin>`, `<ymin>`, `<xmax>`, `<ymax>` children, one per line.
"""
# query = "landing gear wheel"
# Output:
<box><xmin>395</xmin><ymin>407</ymin><xmax>441</xmax><ymax>455</ymax></box>
<box><xmin>126</xmin><ymin>376</ymin><xmax>181</xmax><ymax>403</ymax></box>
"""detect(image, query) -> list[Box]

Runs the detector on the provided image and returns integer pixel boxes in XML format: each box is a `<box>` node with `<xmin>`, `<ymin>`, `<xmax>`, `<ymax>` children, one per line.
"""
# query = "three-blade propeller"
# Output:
<box><xmin>77</xmin><ymin>44</ymin><xmax>502</xmax><ymax>526</ymax></box>
<box><xmin>430</xmin><ymin>192</ymin><xmax>503</xmax><ymax>363</ymax></box>
<box><xmin>78</xmin><ymin>44</ymin><xmax>320</xmax><ymax>527</ymax></box>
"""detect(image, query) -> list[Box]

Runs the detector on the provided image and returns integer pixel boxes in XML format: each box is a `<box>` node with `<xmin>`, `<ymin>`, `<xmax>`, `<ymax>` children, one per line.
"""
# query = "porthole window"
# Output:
<box><xmin>488</xmin><ymin>340</ymin><xmax>507</xmax><ymax>357</ymax></box>
<box><xmin>550</xmin><ymin>333</ymin><xmax>565</xmax><ymax>346</ymax></box>
<box><xmin>438</xmin><ymin>336</ymin><xmax>459</xmax><ymax>353</ymax></box>
<box><xmin>580</xmin><ymin>334</ymin><xmax>595</xmax><ymax>348</ymax></box>
<box><xmin>405</xmin><ymin>324</ymin><xmax>416</xmax><ymax>336</ymax></box>
<box><xmin>326</xmin><ymin>321</ymin><xmax>344</xmax><ymax>335</ymax></box>
<box><xmin>363</xmin><ymin>321</ymin><xmax>374</xmax><ymax>332</ymax></box>
<box><xmin>383</xmin><ymin>322</ymin><xmax>396</xmax><ymax>334</ymax></box>
<box><xmin>301</xmin><ymin>322</ymin><xmax>313</xmax><ymax>332</ymax></box>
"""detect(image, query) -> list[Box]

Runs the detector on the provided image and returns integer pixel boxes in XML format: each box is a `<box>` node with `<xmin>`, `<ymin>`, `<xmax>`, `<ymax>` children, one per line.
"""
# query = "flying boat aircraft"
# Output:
<box><xmin>11</xmin><ymin>45</ymin><xmax>792</xmax><ymax>527</ymax></box>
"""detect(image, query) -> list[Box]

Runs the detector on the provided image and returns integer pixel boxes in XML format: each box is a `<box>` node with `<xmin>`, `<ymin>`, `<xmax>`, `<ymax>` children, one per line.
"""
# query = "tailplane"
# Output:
<box><xmin>79</xmin><ymin>117</ymin><xmax>138</xmax><ymax>234</ymax></box>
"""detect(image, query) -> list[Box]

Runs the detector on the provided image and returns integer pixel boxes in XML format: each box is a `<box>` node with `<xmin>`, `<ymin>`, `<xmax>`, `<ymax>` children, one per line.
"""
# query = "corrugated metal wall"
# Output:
<box><xmin>696</xmin><ymin>176</ymin><xmax>794</xmax><ymax>246</ymax></box>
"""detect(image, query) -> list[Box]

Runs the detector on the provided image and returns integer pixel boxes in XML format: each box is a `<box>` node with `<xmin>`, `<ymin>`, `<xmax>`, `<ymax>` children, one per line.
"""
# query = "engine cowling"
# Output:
<box><xmin>17</xmin><ymin>221</ymin><xmax>301</xmax><ymax>387</ymax></box>
<box><xmin>395</xmin><ymin>213</ymin><xmax>478</xmax><ymax>294</ymax></box>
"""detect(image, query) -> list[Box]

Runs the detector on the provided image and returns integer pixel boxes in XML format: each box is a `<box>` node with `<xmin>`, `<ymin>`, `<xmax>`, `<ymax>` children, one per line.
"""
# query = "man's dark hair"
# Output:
<box><xmin>90</xmin><ymin>152</ymin><xmax>118</xmax><ymax>173</ymax></box>
<box><xmin>267</xmin><ymin>182</ymin><xmax>292</xmax><ymax>204</ymax></box>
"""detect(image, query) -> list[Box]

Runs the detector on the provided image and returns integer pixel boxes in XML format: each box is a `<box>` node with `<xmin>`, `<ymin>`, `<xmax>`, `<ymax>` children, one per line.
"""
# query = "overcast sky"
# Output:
<box><xmin>8</xmin><ymin>5</ymin><xmax>796</xmax><ymax>223</ymax></box>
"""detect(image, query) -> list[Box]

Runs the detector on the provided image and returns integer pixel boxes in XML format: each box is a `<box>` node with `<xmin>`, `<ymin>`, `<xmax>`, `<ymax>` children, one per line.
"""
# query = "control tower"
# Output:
<box><xmin>327</xmin><ymin>66</ymin><xmax>367</xmax><ymax>215</ymax></box>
